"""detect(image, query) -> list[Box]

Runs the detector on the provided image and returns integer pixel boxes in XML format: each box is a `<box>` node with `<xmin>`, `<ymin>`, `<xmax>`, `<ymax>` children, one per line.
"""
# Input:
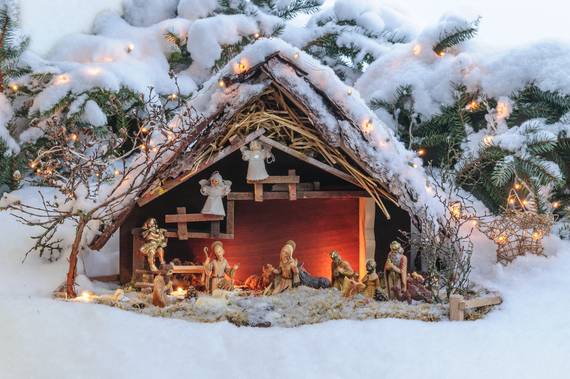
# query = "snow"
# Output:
<box><xmin>0</xmin><ymin>93</ymin><xmax>19</xmax><ymax>154</ymax></box>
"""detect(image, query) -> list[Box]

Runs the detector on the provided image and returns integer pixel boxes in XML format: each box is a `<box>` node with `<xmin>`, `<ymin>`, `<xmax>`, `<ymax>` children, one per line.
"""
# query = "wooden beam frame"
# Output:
<box><xmin>137</xmin><ymin>128</ymin><xmax>267</xmax><ymax>206</ymax></box>
<box><xmin>258</xmin><ymin>135</ymin><xmax>362</xmax><ymax>188</ymax></box>
<box><xmin>228</xmin><ymin>190</ymin><xmax>368</xmax><ymax>201</ymax></box>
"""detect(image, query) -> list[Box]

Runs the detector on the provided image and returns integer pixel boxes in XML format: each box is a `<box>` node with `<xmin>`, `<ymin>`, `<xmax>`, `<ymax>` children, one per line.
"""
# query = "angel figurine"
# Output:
<box><xmin>199</xmin><ymin>171</ymin><xmax>232</xmax><ymax>216</ymax></box>
<box><xmin>240</xmin><ymin>140</ymin><xmax>275</xmax><ymax>181</ymax></box>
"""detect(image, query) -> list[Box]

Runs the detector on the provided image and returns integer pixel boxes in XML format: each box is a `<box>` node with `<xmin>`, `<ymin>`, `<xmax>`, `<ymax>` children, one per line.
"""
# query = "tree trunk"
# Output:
<box><xmin>66</xmin><ymin>218</ymin><xmax>87</xmax><ymax>298</ymax></box>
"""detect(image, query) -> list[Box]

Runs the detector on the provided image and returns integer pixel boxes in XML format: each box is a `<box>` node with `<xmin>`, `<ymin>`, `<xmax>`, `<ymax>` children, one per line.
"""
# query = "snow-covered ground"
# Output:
<box><xmin>1</xmin><ymin>204</ymin><xmax>569</xmax><ymax>378</ymax></box>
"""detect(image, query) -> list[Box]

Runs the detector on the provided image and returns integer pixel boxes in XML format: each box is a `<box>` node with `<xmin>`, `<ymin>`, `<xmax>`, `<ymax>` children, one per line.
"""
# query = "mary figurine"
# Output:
<box><xmin>199</xmin><ymin>171</ymin><xmax>232</xmax><ymax>216</ymax></box>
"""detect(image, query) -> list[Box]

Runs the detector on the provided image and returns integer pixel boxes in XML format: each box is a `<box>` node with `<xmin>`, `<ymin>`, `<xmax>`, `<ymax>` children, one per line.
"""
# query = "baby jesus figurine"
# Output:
<box><xmin>199</xmin><ymin>171</ymin><xmax>232</xmax><ymax>216</ymax></box>
<box><xmin>240</xmin><ymin>140</ymin><xmax>275</xmax><ymax>181</ymax></box>
<box><xmin>203</xmin><ymin>241</ymin><xmax>239</xmax><ymax>294</ymax></box>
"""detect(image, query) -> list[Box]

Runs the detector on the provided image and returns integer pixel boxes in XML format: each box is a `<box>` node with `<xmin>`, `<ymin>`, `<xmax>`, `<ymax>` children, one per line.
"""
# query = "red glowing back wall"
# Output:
<box><xmin>169</xmin><ymin>198</ymin><xmax>359</xmax><ymax>281</ymax></box>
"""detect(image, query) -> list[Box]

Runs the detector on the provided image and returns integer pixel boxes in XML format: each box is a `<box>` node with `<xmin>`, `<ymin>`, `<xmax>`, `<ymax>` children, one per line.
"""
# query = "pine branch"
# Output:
<box><xmin>433</xmin><ymin>17</ymin><xmax>480</xmax><ymax>55</ymax></box>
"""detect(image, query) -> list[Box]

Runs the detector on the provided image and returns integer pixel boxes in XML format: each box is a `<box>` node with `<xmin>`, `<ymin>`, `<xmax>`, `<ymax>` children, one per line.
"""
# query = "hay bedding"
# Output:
<box><xmin>90</xmin><ymin>286</ymin><xmax>447</xmax><ymax>327</ymax></box>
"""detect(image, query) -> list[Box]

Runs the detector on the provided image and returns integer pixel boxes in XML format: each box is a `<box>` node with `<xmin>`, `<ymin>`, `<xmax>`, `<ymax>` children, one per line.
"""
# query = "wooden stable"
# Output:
<box><xmin>87</xmin><ymin>52</ymin><xmax>416</xmax><ymax>285</ymax></box>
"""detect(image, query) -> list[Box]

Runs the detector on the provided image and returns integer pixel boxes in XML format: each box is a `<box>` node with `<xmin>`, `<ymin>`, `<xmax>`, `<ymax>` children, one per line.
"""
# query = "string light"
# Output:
<box><xmin>29</xmin><ymin>161</ymin><xmax>37</xmax><ymax>169</ymax></box>
<box><xmin>293</xmin><ymin>51</ymin><xmax>300</xmax><ymax>60</ymax></box>
<box><xmin>496</xmin><ymin>100</ymin><xmax>510</xmax><ymax>119</ymax></box>
<box><xmin>417</xmin><ymin>148</ymin><xmax>426</xmax><ymax>157</ymax></box>
<box><xmin>140</xmin><ymin>126</ymin><xmax>149</xmax><ymax>134</ymax></box>
<box><xmin>69</xmin><ymin>133</ymin><xmax>78</xmax><ymax>142</ymax></box>
<box><xmin>139</xmin><ymin>144</ymin><xmax>147</xmax><ymax>151</ymax></box>
<box><xmin>412</xmin><ymin>44</ymin><xmax>422</xmax><ymax>56</ymax></box>
<box><xmin>347</xmin><ymin>87</ymin><xmax>353</xmax><ymax>96</ymax></box>
<box><xmin>531</xmin><ymin>231</ymin><xmax>542</xmax><ymax>241</ymax></box>
<box><xmin>483</xmin><ymin>135</ymin><xmax>494</xmax><ymax>146</ymax></box>
<box><xmin>508</xmin><ymin>197</ymin><xmax>516</xmax><ymax>205</ymax></box>
<box><xmin>253</xmin><ymin>32</ymin><xmax>260</xmax><ymax>39</ymax></box>
<box><xmin>86</xmin><ymin>67</ymin><xmax>101</xmax><ymax>76</ymax></box>
<box><xmin>496</xmin><ymin>235</ymin><xmax>507</xmax><ymax>244</ymax></box>
<box><xmin>471</xmin><ymin>219</ymin><xmax>479</xmax><ymax>227</ymax></box>
<box><xmin>552</xmin><ymin>201</ymin><xmax>561</xmax><ymax>209</ymax></box>
<box><xmin>55</xmin><ymin>74</ymin><xmax>70</xmax><ymax>85</ymax></box>
<box><xmin>362</xmin><ymin>119</ymin><xmax>374</xmax><ymax>134</ymax></box>
<box><xmin>234</xmin><ymin>58</ymin><xmax>248</xmax><ymax>74</ymax></box>
<box><xmin>9</xmin><ymin>83</ymin><xmax>18</xmax><ymax>91</ymax></box>
<box><xmin>218</xmin><ymin>79</ymin><xmax>226</xmax><ymax>88</ymax></box>
<box><xmin>437</xmin><ymin>51</ymin><xmax>446</xmax><ymax>57</ymax></box>
<box><xmin>514</xmin><ymin>182</ymin><xmax>522</xmax><ymax>190</ymax></box>
<box><xmin>450</xmin><ymin>202</ymin><xmax>462</xmax><ymax>219</ymax></box>
<box><xmin>466</xmin><ymin>100</ymin><xmax>478</xmax><ymax>111</ymax></box>
<box><xmin>114</xmin><ymin>169</ymin><xmax>121</xmax><ymax>176</ymax></box>
<box><xmin>168</xmin><ymin>93</ymin><xmax>177</xmax><ymax>100</ymax></box>
<box><xmin>127</xmin><ymin>43</ymin><xmax>135</xmax><ymax>53</ymax></box>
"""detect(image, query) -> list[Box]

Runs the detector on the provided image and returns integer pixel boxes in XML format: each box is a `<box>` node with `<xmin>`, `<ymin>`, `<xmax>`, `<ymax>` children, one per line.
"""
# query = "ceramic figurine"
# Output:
<box><xmin>360</xmin><ymin>259</ymin><xmax>381</xmax><ymax>299</ymax></box>
<box><xmin>406</xmin><ymin>272</ymin><xmax>432</xmax><ymax>303</ymax></box>
<box><xmin>244</xmin><ymin>264</ymin><xmax>276</xmax><ymax>291</ymax></box>
<box><xmin>199</xmin><ymin>171</ymin><xmax>232</xmax><ymax>216</ymax></box>
<box><xmin>330</xmin><ymin>250</ymin><xmax>357</xmax><ymax>291</ymax></box>
<box><xmin>384</xmin><ymin>241</ymin><xmax>408</xmax><ymax>300</ymax></box>
<box><xmin>240</xmin><ymin>140</ymin><xmax>275</xmax><ymax>181</ymax></box>
<box><xmin>140</xmin><ymin>218</ymin><xmax>168</xmax><ymax>272</ymax></box>
<box><xmin>152</xmin><ymin>267</ymin><xmax>173</xmax><ymax>308</ymax></box>
<box><xmin>270</xmin><ymin>240</ymin><xmax>300</xmax><ymax>294</ymax></box>
<box><xmin>203</xmin><ymin>241</ymin><xmax>239</xmax><ymax>294</ymax></box>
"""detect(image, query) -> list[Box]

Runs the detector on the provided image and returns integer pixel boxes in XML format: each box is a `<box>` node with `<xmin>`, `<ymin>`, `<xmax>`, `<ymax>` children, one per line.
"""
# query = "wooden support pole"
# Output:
<box><xmin>226</xmin><ymin>200</ymin><xmax>235</xmax><ymax>235</ymax></box>
<box><xmin>211</xmin><ymin>221</ymin><xmax>220</xmax><ymax>237</ymax></box>
<box><xmin>449</xmin><ymin>294</ymin><xmax>465</xmax><ymax>321</ymax></box>
<box><xmin>288</xmin><ymin>169</ymin><xmax>297</xmax><ymax>200</ymax></box>
<box><xmin>176</xmin><ymin>207</ymin><xmax>188</xmax><ymax>240</ymax></box>
<box><xmin>254</xmin><ymin>183</ymin><xmax>264</xmax><ymax>202</ymax></box>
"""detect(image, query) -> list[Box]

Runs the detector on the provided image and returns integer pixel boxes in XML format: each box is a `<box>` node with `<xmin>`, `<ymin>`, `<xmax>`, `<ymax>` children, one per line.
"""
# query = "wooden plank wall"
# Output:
<box><xmin>166</xmin><ymin>198</ymin><xmax>359</xmax><ymax>281</ymax></box>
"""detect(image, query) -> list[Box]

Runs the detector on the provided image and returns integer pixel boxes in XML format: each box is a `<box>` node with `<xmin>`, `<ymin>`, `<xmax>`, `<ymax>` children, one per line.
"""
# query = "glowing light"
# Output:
<box><xmin>101</xmin><ymin>56</ymin><xmax>114</xmax><ymax>63</ymax></box>
<box><xmin>9</xmin><ymin>83</ymin><xmax>18</xmax><ymax>91</ymax></box>
<box><xmin>54</xmin><ymin>74</ymin><xmax>70</xmax><ymax>85</ymax></box>
<box><xmin>417</xmin><ymin>148</ymin><xmax>426</xmax><ymax>157</ymax></box>
<box><xmin>29</xmin><ymin>161</ymin><xmax>37</xmax><ymax>169</ymax></box>
<box><xmin>168</xmin><ymin>93</ymin><xmax>178</xmax><ymax>100</ymax></box>
<box><xmin>410</xmin><ymin>162</ymin><xmax>418</xmax><ymax>168</ymax></box>
<box><xmin>139</xmin><ymin>144</ymin><xmax>147</xmax><ymax>151</ymax></box>
<box><xmin>437</xmin><ymin>51</ymin><xmax>446</xmax><ymax>57</ymax></box>
<box><xmin>234</xmin><ymin>58</ymin><xmax>249</xmax><ymax>74</ymax></box>
<box><xmin>293</xmin><ymin>52</ymin><xmax>300</xmax><ymax>60</ymax></box>
<box><xmin>552</xmin><ymin>201</ymin><xmax>560</xmax><ymax>209</ymax></box>
<box><xmin>86</xmin><ymin>67</ymin><xmax>101</xmax><ymax>76</ymax></box>
<box><xmin>151</xmin><ymin>146</ymin><xmax>158</xmax><ymax>153</ymax></box>
<box><xmin>253</xmin><ymin>32</ymin><xmax>260</xmax><ymax>39</ymax></box>
<box><xmin>69</xmin><ymin>133</ymin><xmax>78</xmax><ymax>142</ymax></box>
<box><xmin>496</xmin><ymin>100</ymin><xmax>510</xmax><ymax>119</ymax></box>
<box><xmin>347</xmin><ymin>87</ymin><xmax>353</xmax><ymax>96</ymax></box>
<box><xmin>522</xmin><ymin>199</ymin><xmax>529</xmax><ymax>206</ymax></box>
<box><xmin>172</xmin><ymin>287</ymin><xmax>187</xmax><ymax>298</ymax></box>
<box><xmin>412</xmin><ymin>44</ymin><xmax>422</xmax><ymax>56</ymax></box>
<box><xmin>218</xmin><ymin>79</ymin><xmax>226</xmax><ymax>88</ymax></box>
<box><xmin>471</xmin><ymin>219</ymin><xmax>479</xmax><ymax>226</ymax></box>
<box><xmin>114</xmin><ymin>169</ymin><xmax>121</xmax><ymax>176</ymax></box>
<box><xmin>508</xmin><ymin>198</ymin><xmax>516</xmax><ymax>205</ymax></box>
<box><xmin>514</xmin><ymin>182</ymin><xmax>522</xmax><ymax>190</ymax></box>
<box><xmin>466</xmin><ymin>100</ymin><xmax>478</xmax><ymax>111</ymax></box>
<box><xmin>362</xmin><ymin>120</ymin><xmax>374</xmax><ymax>134</ymax></box>
<box><xmin>483</xmin><ymin>135</ymin><xmax>494</xmax><ymax>146</ymax></box>
<box><xmin>450</xmin><ymin>202</ymin><xmax>462</xmax><ymax>219</ymax></box>
<box><xmin>531</xmin><ymin>231</ymin><xmax>542</xmax><ymax>241</ymax></box>
<box><xmin>127</xmin><ymin>43</ymin><xmax>135</xmax><ymax>53</ymax></box>
<box><xmin>140</xmin><ymin>126</ymin><xmax>149</xmax><ymax>134</ymax></box>
<box><xmin>496</xmin><ymin>235</ymin><xmax>507</xmax><ymax>245</ymax></box>
<box><xmin>77</xmin><ymin>291</ymin><xmax>94</xmax><ymax>302</ymax></box>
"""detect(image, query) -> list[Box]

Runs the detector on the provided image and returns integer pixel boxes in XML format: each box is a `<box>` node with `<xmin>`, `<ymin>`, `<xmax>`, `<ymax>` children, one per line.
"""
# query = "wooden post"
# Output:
<box><xmin>211</xmin><ymin>221</ymin><xmax>220</xmax><ymax>237</ymax></box>
<box><xmin>176</xmin><ymin>207</ymin><xmax>189</xmax><ymax>240</ymax></box>
<box><xmin>254</xmin><ymin>183</ymin><xmax>263</xmax><ymax>202</ymax></box>
<box><xmin>449</xmin><ymin>294</ymin><xmax>465</xmax><ymax>321</ymax></box>
<box><xmin>226</xmin><ymin>200</ymin><xmax>235</xmax><ymax>235</ymax></box>
<box><xmin>288</xmin><ymin>169</ymin><xmax>297</xmax><ymax>200</ymax></box>
<box><xmin>358</xmin><ymin>198</ymin><xmax>376</xmax><ymax>277</ymax></box>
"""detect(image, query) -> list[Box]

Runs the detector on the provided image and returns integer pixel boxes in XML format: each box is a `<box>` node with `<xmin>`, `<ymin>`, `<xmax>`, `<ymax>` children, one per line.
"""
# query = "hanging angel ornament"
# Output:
<box><xmin>199</xmin><ymin>171</ymin><xmax>232</xmax><ymax>216</ymax></box>
<box><xmin>240</xmin><ymin>140</ymin><xmax>275</xmax><ymax>181</ymax></box>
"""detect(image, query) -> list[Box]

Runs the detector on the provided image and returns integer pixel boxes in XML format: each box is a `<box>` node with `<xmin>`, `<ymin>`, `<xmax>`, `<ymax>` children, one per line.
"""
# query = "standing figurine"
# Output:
<box><xmin>199</xmin><ymin>171</ymin><xmax>232</xmax><ymax>216</ymax></box>
<box><xmin>361</xmin><ymin>259</ymin><xmax>381</xmax><ymax>299</ymax></box>
<box><xmin>240</xmin><ymin>140</ymin><xmax>274</xmax><ymax>181</ymax></box>
<box><xmin>270</xmin><ymin>240</ymin><xmax>300</xmax><ymax>294</ymax></box>
<box><xmin>384</xmin><ymin>241</ymin><xmax>408</xmax><ymax>300</ymax></box>
<box><xmin>330</xmin><ymin>250</ymin><xmax>357</xmax><ymax>291</ymax></box>
<box><xmin>152</xmin><ymin>267</ymin><xmax>173</xmax><ymax>308</ymax></box>
<box><xmin>203</xmin><ymin>241</ymin><xmax>239</xmax><ymax>294</ymax></box>
<box><xmin>140</xmin><ymin>218</ymin><xmax>168</xmax><ymax>272</ymax></box>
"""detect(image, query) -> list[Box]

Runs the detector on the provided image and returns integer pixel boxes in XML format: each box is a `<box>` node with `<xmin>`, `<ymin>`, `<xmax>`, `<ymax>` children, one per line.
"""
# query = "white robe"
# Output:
<box><xmin>242</xmin><ymin>148</ymin><xmax>273</xmax><ymax>181</ymax></box>
<box><xmin>200</xmin><ymin>180</ymin><xmax>231</xmax><ymax>216</ymax></box>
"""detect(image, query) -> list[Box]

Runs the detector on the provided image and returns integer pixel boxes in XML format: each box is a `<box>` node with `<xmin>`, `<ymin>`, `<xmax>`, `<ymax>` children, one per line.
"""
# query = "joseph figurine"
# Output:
<box><xmin>384</xmin><ymin>241</ymin><xmax>408</xmax><ymax>299</ymax></box>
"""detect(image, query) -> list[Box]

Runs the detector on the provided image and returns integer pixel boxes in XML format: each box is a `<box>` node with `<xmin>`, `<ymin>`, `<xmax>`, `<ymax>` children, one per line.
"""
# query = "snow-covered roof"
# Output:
<box><xmin>89</xmin><ymin>38</ymin><xmax>434</xmax><ymax>250</ymax></box>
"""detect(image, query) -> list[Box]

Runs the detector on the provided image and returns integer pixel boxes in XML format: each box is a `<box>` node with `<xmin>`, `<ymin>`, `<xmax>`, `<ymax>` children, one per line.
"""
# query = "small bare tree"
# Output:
<box><xmin>2</xmin><ymin>88</ymin><xmax>200</xmax><ymax>297</ymax></box>
<box><xmin>404</xmin><ymin>160</ymin><xmax>483</xmax><ymax>303</ymax></box>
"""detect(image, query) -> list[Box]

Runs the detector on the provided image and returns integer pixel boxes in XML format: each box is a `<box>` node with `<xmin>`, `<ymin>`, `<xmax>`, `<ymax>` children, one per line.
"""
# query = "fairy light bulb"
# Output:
<box><xmin>466</xmin><ymin>100</ymin><xmax>478</xmax><ymax>110</ymax></box>
<box><xmin>168</xmin><ymin>93</ymin><xmax>177</xmax><ymax>100</ymax></box>
<box><xmin>218</xmin><ymin>79</ymin><xmax>226</xmax><ymax>88</ymax></box>
<box><xmin>69</xmin><ymin>133</ymin><xmax>78</xmax><ymax>142</ymax></box>
<box><xmin>127</xmin><ymin>43</ymin><xmax>135</xmax><ymax>53</ymax></box>
<box><xmin>347</xmin><ymin>87</ymin><xmax>353</xmax><ymax>96</ymax></box>
<box><xmin>412</xmin><ymin>44</ymin><xmax>422</xmax><ymax>56</ymax></box>
<box><xmin>55</xmin><ymin>74</ymin><xmax>70</xmax><ymax>85</ymax></box>
<box><xmin>483</xmin><ymin>135</ymin><xmax>494</xmax><ymax>146</ymax></box>
<box><xmin>293</xmin><ymin>51</ymin><xmax>300</xmax><ymax>60</ymax></box>
<box><xmin>114</xmin><ymin>169</ymin><xmax>120</xmax><ymax>176</ymax></box>
<box><xmin>9</xmin><ymin>83</ymin><xmax>18</xmax><ymax>91</ymax></box>
<box><xmin>417</xmin><ymin>148</ymin><xmax>426</xmax><ymax>157</ymax></box>
<box><xmin>552</xmin><ymin>201</ymin><xmax>560</xmax><ymax>209</ymax></box>
<box><xmin>437</xmin><ymin>51</ymin><xmax>446</xmax><ymax>57</ymax></box>
<box><xmin>362</xmin><ymin>120</ymin><xmax>374</xmax><ymax>134</ymax></box>
<box><xmin>254</xmin><ymin>32</ymin><xmax>260</xmax><ymax>39</ymax></box>
<box><xmin>514</xmin><ymin>183</ymin><xmax>522</xmax><ymax>190</ymax></box>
